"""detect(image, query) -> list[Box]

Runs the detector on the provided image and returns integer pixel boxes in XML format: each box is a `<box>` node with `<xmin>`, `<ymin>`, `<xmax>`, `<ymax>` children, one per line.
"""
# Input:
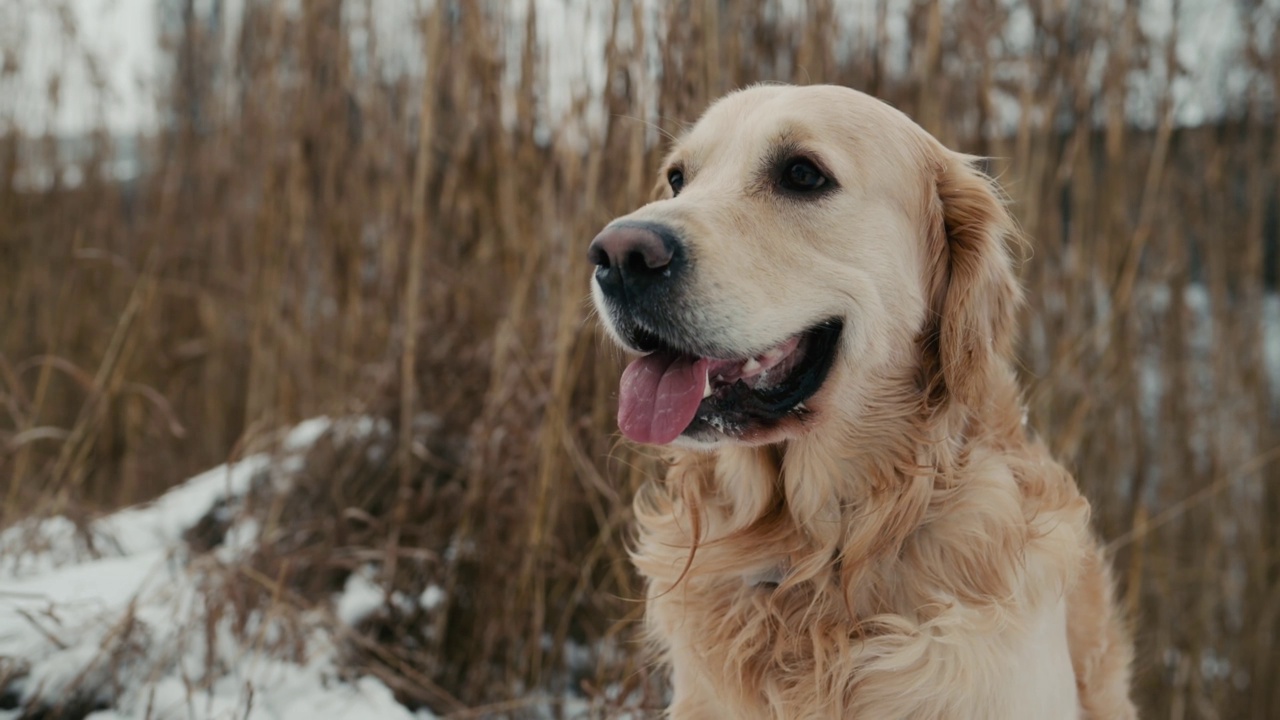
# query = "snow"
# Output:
<box><xmin>0</xmin><ymin>414</ymin><xmax>630</xmax><ymax>718</ymax></box>
<box><xmin>0</xmin><ymin>418</ymin><xmax>438</xmax><ymax>720</ymax></box>
<box><xmin>335</xmin><ymin>569</ymin><xmax>385</xmax><ymax>627</ymax></box>
<box><xmin>282</xmin><ymin>417</ymin><xmax>335</xmax><ymax>453</ymax></box>
<box><xmin>0</xmin><ymin>453</ymin><xmax>268</xmax><ymax>580</ymax></box>
<box><xmin>419</xmin><ymin>585</ymin><xmax>445</xmax><ymax>612</ymax></box>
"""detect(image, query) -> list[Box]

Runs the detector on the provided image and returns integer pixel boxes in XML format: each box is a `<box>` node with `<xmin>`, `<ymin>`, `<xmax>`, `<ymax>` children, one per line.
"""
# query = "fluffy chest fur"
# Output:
<box><xmin>632</xmin><ymin>443</ymin><xmax>1096</xmax><ymax>719</ymax></box>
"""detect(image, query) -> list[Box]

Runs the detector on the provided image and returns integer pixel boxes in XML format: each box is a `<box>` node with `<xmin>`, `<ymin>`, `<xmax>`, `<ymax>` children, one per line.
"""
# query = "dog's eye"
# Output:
<box><xmin>780</xmin><ymin>159</ymin><xmax>827</xmax><ymax>192</ymax></box>
<box><xmin>668</xmin><ymin>168</ymin><xmax>685</xmax><ymax>196</ymax></box>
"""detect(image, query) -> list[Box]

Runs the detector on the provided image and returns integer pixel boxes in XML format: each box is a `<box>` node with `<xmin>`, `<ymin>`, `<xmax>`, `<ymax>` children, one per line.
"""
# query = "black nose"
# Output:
<box><xmin>587</xmin><ymin>223</ymin><xmax>681</xmax><ymax>299</ymax></box>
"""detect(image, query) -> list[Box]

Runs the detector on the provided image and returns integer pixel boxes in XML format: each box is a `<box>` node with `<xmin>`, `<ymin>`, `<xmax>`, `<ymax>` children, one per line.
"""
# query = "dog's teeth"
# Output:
<box><xmin>742</xmin><ymin>358</ymin><xmax>761</xmax><ymax>374</ymax></box>
<box><xmin>703</xmin><ymin>375</ymin><xmax>713</xmax><ymax>398</ymax></box>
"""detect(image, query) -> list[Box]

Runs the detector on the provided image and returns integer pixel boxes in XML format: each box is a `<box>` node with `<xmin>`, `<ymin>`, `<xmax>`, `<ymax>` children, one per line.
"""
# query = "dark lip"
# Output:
<box><xmin>617</xmin><ymin>318</ymin><xmax>844</xmax><ymax>440</ymax></box>
<box><xmin>624</xmin><ymin>324</ymin><xmax>668</xmax><ymax>354</ymax></box>
<box><xmin>615</xmin><ymin>316</ymin><xmax>733</xmax><ymax>360</ymax></box>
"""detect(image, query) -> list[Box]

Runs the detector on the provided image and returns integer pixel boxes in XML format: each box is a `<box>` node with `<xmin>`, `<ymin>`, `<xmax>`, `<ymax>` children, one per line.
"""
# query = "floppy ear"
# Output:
<box><xmin>923</xmin><ymin>153</ymin><xmax>1023</xmax><ymax>408</ymax></box>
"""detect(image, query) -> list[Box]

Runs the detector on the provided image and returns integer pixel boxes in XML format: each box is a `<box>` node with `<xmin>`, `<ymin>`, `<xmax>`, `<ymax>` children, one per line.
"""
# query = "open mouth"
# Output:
<box><xmin>616</xmin><ymin>319</ymin><xmax>843</xmax><ymax>444</ymax></box>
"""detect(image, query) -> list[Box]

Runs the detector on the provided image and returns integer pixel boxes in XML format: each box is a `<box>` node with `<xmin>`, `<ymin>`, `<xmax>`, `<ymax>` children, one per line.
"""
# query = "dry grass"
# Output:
<box><xmin>1</xmin><ymin>0</ymin><xmax>1278</xmax><ymax>717</ymax></box>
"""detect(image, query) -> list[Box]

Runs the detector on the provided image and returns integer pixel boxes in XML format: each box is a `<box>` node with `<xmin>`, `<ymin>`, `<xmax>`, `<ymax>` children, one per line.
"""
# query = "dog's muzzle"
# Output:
<box><xmin>587</xmin><ymin>221</ymin><xmax>686</xmax><ymax>306</ymax></box>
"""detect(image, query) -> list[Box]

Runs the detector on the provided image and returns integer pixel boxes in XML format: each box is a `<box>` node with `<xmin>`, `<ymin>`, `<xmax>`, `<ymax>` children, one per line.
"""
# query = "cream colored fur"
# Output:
<box><xmin>596</xmin><ymin>85</ymin><xmax>1137</xmax><ymax>719</ymax></box>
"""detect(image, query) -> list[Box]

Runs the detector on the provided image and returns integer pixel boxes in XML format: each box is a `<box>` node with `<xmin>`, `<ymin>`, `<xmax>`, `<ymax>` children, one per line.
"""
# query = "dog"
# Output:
<box><xmin>587</xmin><ymin>85</ymin><xmax>1137</xmax><ymax>719</ymax></box>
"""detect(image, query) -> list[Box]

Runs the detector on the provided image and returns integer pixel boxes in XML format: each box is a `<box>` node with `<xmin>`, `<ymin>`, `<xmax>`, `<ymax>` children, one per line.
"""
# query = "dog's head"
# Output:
<box><xmin>589</xmin><ymin>84</ymin><xmax>1021</xmax><ymax>448</ymax></box>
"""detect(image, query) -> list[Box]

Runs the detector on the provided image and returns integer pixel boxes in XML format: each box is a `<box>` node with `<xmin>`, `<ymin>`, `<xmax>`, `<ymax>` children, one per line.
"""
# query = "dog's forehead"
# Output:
<box><xmin>672</xmin><ymin>85</ymin><xmax>927</xmax><ymax>176</ymax></box>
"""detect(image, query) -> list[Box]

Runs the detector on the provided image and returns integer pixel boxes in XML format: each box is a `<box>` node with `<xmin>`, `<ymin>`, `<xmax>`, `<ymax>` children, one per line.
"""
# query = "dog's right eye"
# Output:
<box><xmin>780</xmin><ymin>159</ymin><xmax>828</xmax><ymax>193</ymax></box>
<box><xmin>667</xmin><ymin>168</ymin><xmax>685</xmax><ymax>196</ymax></box>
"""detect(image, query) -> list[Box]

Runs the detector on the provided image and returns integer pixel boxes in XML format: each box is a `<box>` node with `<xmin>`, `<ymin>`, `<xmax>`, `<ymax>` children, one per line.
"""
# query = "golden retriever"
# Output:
<box><xmin>587</xmin><ymin>85</ymin><xmax>1137</xmax><ymax>719</ymax></box>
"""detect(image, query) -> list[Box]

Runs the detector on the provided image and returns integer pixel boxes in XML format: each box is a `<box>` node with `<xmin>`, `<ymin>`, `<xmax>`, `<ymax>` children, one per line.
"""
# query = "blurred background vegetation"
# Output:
<box><xmin>1</xmin><ymin>0</ymin><xmax>1278</xmax><ymax>717</ymax></box>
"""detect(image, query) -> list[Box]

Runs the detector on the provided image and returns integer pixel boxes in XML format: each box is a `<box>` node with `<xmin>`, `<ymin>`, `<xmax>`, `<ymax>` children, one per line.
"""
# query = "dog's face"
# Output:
<box><xmin>590</xmin><ymin>84</ymin><xmax>1019</xmax><ymax>448</ymax></box>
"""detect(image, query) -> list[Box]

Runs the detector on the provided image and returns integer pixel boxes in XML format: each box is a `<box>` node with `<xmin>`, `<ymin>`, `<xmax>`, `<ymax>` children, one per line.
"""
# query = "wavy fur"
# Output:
<box><xmin>598</xmin><ymin>85</ymin><xmax>1137</xmax><ymax>719</ymax></box>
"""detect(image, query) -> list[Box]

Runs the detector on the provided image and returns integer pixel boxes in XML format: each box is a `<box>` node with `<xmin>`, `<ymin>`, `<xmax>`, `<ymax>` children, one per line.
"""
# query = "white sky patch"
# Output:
<box><xmin>8</xmin><ymin>0</ymin><xmax>1267</xmax><ymax>139</ymax></box>
<box><xmin>505</xmin><ymin>0</ymin><xmax>615</xmax><ymax>146</ymax></box>
<box><xmin>6</xmin><ymin>0</ymin><xmax>161</xmax><ymax>135</ymax></box>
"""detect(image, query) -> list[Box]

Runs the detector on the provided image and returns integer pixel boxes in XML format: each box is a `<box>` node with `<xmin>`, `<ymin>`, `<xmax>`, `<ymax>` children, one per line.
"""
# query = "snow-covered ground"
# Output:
<box><xmin>0</xmin><ymin>415</ymin><xmax>641</xmax><ymax>718</ymax></box>
<box><xmin>0</xmin><ymin>419</ymin><xmax>438</xmax><ymax>720</ymax></box>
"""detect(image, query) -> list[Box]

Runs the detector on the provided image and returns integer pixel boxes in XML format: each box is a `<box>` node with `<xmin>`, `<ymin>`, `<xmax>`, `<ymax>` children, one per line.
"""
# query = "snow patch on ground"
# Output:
<box><xmin>0</xmin><ymin>418</ymin><xmax>438</xmax><ymax>720</ymax></box>
<box><xmin>0</xmin><ymin>454</ymin><xmax>262</xmax><ymax>580</ymax></box>
<box><xmin>419</xmin><ymin>585</ymin><xmax>446</xmax><ymax>612</ymax></box>
<box><xmin>335</xmin><ymin>568</ymin><xmax>386</xmax><ymax>628</ymax></box>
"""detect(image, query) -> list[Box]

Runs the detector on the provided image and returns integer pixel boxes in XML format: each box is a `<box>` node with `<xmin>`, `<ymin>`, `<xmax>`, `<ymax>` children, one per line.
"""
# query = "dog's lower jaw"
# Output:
<box><xmin>668</xmin><ymin>434</ymin><xmax>725</xmax><ymax>452</ymax></box>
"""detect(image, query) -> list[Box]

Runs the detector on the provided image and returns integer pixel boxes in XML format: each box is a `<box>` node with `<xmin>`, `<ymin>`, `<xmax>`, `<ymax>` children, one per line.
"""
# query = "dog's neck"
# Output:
<box><xmin>660</xmin><ymin>365</ymin><xmax>1029</xmax><ymax>602</ymax></box>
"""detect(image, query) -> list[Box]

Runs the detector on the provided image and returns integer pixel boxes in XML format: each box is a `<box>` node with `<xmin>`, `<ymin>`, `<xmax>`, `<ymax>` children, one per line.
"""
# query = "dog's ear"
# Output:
<box><xmin>923</xmin><ymin>153</ymin><xmax>1023</xmax><ymax>408</ymax></box>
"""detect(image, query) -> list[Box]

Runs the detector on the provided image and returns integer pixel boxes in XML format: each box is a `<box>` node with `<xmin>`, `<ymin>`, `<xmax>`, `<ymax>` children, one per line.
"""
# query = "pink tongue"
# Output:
<box><xmin>618</xmin><ymin>353</ymin><xmax>710</xmax><ymax>444</ymax></box>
